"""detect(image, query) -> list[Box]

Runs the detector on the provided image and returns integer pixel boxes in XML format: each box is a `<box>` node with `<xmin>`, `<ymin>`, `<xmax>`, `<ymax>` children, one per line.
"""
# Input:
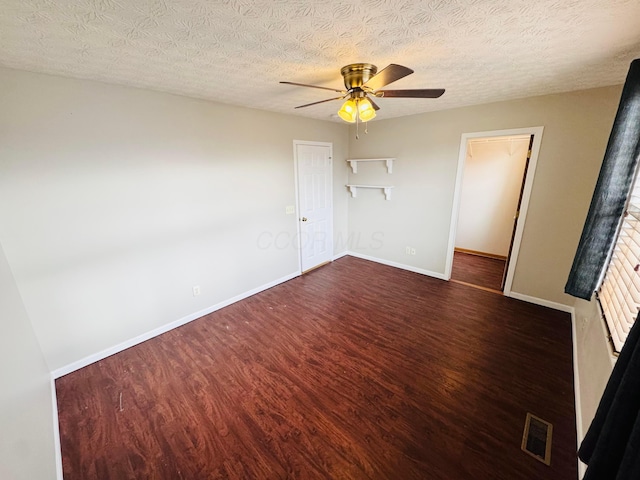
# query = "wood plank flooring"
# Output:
<box><xmin>56</xmin><ymin>256</ymin><xmax>577</xmax><ymax>480</ymax></box>
<box><xmin>451</xmin><ymin>251</ymin><xmax>507</xmax><ymax>292</ymax></box>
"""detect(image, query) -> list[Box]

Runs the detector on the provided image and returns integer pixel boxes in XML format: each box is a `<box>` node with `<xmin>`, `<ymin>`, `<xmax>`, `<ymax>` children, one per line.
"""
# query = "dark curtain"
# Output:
<box><xmin>579</xmin><ymin>311</ymin><xmax>640</xmax><ymax>479</ymax></box>
<box><xmin>565</xmin><ymin>58</ymin><xmax>640</xmax><ymax>300</ymax></box>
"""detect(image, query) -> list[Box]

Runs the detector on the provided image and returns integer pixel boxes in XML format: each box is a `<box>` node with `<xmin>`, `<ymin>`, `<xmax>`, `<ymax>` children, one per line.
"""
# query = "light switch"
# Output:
<box><xmin>285</xmin><ymin>205</ymin><xmax>295</xmax><ymax>215</ymax></box>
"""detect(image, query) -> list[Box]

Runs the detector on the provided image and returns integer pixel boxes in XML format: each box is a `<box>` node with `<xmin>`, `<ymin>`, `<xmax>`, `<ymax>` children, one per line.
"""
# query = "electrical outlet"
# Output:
<box><xmin>411</xmin><ymin>248</ymin><xmax>416</xmax><ymax>255</ymax></box>
<box><xmin>192</xmin><ymin>285</ymin><xmax>201</xmax><ymax>296</ymax></box>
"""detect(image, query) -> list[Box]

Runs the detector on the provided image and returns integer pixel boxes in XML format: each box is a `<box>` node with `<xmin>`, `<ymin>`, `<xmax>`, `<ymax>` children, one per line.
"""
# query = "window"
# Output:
<box><xmin>597</xmin><ymin>170</ymin><xmax>640</xmax><ymax>353</ymax></box>
<box><xmin>564</xmin><ymin>59</ymin><xmax>640</xmax><ymax>349</ymax></box>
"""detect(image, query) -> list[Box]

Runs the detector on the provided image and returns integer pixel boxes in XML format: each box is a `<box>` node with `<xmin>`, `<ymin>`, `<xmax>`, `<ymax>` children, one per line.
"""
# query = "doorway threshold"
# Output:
<box><xmin>449</xmin><ymin>279</ymin><xmax>503</xmax><ymax>295</ymax></box>
<box><xmin>302</xmin><ymin>261</ymin><xmax>331</xmax><ymax>275</ymax></box>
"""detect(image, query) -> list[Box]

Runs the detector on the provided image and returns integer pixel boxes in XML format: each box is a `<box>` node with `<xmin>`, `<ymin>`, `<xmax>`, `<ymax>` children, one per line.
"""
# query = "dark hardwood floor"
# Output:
<box><xmin>56</xmin><ymin>256</ymin><xmax>577</xmax><ymax>480</ymax></box>
<box><xmin>451</xmin><ymin>251</ymin><xmax>507</xmax><ymax>292</ymax></box>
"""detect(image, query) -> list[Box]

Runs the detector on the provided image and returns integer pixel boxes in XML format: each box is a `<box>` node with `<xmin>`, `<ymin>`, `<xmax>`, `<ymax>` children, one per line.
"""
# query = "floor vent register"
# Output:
<box><xmin>521</xmin><ymin>412</ymin><xmax>552</xmax><ymax>466</ymax></box>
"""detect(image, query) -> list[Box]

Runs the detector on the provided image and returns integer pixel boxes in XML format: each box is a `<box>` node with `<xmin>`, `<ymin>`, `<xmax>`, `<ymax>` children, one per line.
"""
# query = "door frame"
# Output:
<box><xmin>293</xmin><ymin>140</ymin><xmax>334</xmax><ymax>274</ymax></box>
<box><xmin>445</xmin><ymin>126</ymin><xmax>544</xmax><ymax>296</ymax></box>
<box><xmin>501</xmin><ymin>134</ymin><xmax>535</xmax><ymax>290</ymax></box>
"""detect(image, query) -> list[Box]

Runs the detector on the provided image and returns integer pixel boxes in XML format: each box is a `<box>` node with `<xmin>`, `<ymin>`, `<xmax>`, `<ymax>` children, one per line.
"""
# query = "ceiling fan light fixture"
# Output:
<box><xmin>358</xmin><ymin>97</ymin><xmax>376</xmax><ymax>122</ymax></box>
<box><xmin>338</xmin><ymin>98</ymin><xmax>357</xmax><ymax>123</ymax></box>
<box><xmin>284</xmin><ymin>62</ymin><xmax>444</xmax><ymax>130</ymax></box>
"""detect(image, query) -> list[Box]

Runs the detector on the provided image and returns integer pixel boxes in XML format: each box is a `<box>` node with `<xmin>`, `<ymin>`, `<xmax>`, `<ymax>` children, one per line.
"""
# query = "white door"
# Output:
<box><xmin>295</xmin><ymin>142</ymin><xmax>333</xmax><ymax>272</ymax></box>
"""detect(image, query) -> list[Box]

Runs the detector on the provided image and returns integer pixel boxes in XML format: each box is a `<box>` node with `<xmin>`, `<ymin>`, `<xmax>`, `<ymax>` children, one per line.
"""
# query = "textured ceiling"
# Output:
<box><xmin>1</xmin><ymin>0</ymin><xmax>640</xmax><ymax>122</ymax></box>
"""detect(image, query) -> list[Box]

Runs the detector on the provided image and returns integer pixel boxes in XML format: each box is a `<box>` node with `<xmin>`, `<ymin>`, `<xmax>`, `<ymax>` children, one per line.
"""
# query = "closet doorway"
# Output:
<box><xmin>446</xmin><ymin>127</ymin><xmax>543</xmax><ymax>295</ymax></box>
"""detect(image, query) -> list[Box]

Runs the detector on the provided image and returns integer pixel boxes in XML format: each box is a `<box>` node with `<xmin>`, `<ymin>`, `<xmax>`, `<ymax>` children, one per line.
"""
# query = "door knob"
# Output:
<box><xmin>301</xmin><ymin>217</ymin><xmax>308</xmax><ymax>222</ymax></box>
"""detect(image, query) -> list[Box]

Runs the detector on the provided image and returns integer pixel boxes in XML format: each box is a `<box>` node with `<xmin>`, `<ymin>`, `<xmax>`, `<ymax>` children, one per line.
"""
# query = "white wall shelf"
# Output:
<box><xmin>347</xmin><ymin>158</ymin><xmax>395</xmax><ymax>174</ymax></box>
<box><xmin>346</xmin><ymin>184</ymin><xmax>394</xmax><ymax>200</ymax></box>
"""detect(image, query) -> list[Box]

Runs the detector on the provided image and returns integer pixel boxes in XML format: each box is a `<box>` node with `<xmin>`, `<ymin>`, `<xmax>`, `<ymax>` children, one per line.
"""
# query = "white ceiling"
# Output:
<box><xmin>2</xmin><ymin>0</ymin><xmax>639</xmax><ymax>122</ymax></box>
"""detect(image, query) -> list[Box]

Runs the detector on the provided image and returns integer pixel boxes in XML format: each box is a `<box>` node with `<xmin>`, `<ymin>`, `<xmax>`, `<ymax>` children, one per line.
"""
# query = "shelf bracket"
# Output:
<box><xmin>385</xmin><ymin>159</ymin><xmax>393</xmax><ymax>174</ymax></box>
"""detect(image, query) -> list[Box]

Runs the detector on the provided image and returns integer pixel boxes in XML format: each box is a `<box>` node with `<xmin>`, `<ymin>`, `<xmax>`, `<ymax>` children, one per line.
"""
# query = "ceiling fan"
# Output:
<box><xmin>280</xmin><ymin>63</ymin><xmax>445</xmax><ymax>124</ymax></box>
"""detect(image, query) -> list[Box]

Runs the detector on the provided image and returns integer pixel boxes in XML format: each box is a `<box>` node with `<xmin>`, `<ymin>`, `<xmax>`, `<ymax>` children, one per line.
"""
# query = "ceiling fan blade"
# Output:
<box><xmin>280</xmin><ymin>81</ymin><xmax>345</xmax><ymax>94</ymax></box>
<box><xmin>294</xmin><ymin>96</ymin><xmax>345</xmax><ymax>109</ymax></box>
<box><xmin>363</xmin><ymin>64</ymin><xmax>413</xmax><ymax>91</ymax></box>
<box><xmin>376</xmin><ymin>89</ymin><xmax>445</xmax><ymax>98</ymax></box>
<box><xmin>368</xmin><ymin>96</ymin><xmax>380</xmax><ymax>111</ymax></box>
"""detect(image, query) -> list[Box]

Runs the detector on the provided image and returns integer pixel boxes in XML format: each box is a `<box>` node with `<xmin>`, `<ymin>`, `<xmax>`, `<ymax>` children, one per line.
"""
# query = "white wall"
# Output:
<box><xmin>347</xmin><ymin>85</ymin><xmax>621</xmax><ymax>305</ymax></box>
<box><xmin>0</xmin><ymin>242</ymin><xmax>57</xmax><ymax>480</ymax></box>
<box><xmin>456</xmin><ymin>137</ymin><xmax>529</xmax><ymax>257</ymax></box>
<box><xmin>0</xmin><ymin>67</ymin><xmax>349</xmax><ymax>372</ymax></box>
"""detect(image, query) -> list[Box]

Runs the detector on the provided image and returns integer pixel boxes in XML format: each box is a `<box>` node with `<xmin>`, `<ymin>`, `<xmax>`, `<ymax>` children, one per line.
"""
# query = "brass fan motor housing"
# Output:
<box><xmin>341</xmin><ymin>63</ymin><xmax>378</xmax><ymax>90</ymax></box>
<box><xmin>281</xmin><ymin>63</ymin><xmax>444</xmax><ymax>113</ymax></box>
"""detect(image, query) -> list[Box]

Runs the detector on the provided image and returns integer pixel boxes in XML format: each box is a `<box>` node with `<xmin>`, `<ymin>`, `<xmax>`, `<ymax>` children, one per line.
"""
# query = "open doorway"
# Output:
<box><xmin>445</xmin><ymin>127</ymin><xmax>544</xmax><ymax>296</ymax></box>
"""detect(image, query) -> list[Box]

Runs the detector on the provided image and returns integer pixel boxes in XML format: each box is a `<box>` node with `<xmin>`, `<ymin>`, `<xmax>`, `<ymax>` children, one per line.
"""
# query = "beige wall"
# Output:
<box><xmin>574</xmin><ymin>297</ymin><xmax>615</xmax><ymax>447</ymax></box>
<box><xmin>0</xmin><ymin>65</ymin><xmax>623</xmax><ymax>478</ymax></box>
<box><xmin>0</xmin><ymin>67</ymin><xmax>350</xmax><ymax>372</ymax></box>
<box><xmin>0</xmin><ymin>242</ymin><xmax>57</xmax><ymax>480</ymax></box>
<box><xmin>347</xmin><ymin>85</ymin><xmax>621</xmax><ymax>305</ymax></box>
<box><xmin>457</xmin><ymin>138</ymin><xmax>529</xmax><ymax>257</ymax></box>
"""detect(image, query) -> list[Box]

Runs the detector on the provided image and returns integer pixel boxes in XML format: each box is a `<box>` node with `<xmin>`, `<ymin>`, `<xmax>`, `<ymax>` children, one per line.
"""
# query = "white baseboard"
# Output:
<box><xmin>51</xmin><ymin>271</ymin><xmax>300</xmax><ymax>379</ymax></box>
<box><xmin>507</xmin><ymin>291</ymin><xmax>574</xmax><ymax>313</ymax></box>
<box><xmin>346</xmin><ymin>251</ymin><xmax>447</xmax><ymax>280</ymax></box>
<box><xmin>332</xmin><ymin>250</ymin><xmax>349</xmax><ymax>261</ymax></box>
<box><xmin>50</xmin><ymin>376</ymin><xmax>63</xmax><ymax>480</ymax></box>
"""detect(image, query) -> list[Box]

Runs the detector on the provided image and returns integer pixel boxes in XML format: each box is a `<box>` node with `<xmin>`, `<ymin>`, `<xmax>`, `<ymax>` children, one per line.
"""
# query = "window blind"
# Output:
<box><xmin>598</xmin><ymin>172</ymin><xmax>640</xmax><ymax>353</ymax></box>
